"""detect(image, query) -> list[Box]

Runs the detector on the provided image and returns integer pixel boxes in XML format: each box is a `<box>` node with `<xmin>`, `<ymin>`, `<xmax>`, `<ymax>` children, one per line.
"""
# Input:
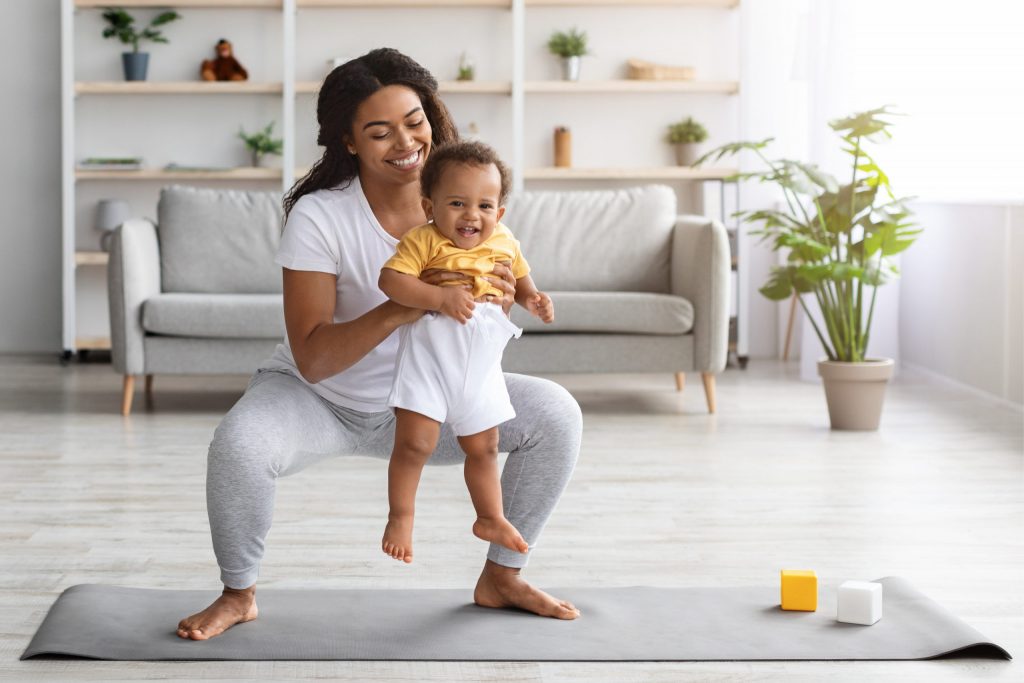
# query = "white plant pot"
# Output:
<box><xmin>817</xmin><ymin>358</ymin><xmax>895</xmax><ymax>430</ymax></box>
<box><xmin>561</xmin><ymin>56</ymin><xmax>581</xmax><ymax>81</ymax></box>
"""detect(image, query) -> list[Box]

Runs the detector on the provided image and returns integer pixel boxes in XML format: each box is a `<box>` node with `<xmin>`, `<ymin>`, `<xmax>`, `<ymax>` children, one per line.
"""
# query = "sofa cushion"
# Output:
<box><xmin>504</xmin><ymin>185</ymin><xmax>677</xmax><ymax>293</ymax></box>
<box><xmin>158</xmin><ymin>185</ymin><xmax>283</xmax><ymax>294</ymax></box>
<box><xmin>142</xmin><ymin>293</ymin><xmax>285</xmax><ymax>339</ymax></box>
<box><xmin>510</xmin><ymin>291</ymin><xmax>693</xmax><ymax>335</ymax></box>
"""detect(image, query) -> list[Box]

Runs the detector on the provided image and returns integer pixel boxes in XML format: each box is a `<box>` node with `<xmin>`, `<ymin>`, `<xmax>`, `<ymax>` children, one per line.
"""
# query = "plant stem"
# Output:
<box><xmin>799</xmin><ymin>293</ymin><xmax>835</xmax><ymax>361</ymax></box>
<box><xmin>863</xmin><ymin>281</ymin><xmax>879</xmax><ymax>359</ymax></box>
<box><xmin>846</xmin><ymin>135</ymin><xmax>861</xmax><ymax>360</ymax></box>
<box><xmin>755</xmin><ymin>150</ymin><xmax>812</xmax><ymax>229</ymax></box>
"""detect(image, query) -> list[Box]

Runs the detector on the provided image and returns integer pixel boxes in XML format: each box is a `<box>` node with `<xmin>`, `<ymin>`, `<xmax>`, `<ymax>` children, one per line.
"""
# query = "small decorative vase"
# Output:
<box><xmin>817</xmin><ymin>358</ymin><xmax>895</xmax><ymax>430</ymax></box>
<box><xmin>675</xmin><ymin>142</ymin><xmax>700</xmax><ymax>167</ymax></box>
<box><xmin>95</xmin><ymin>199</ymin><xmax>130</xmax><ymax>252</ymax></box>
<box><xmin>122</xmin><ymin>52</ymin><xmax>149</xmax><ymax>81</ymax></box>
<box><xmin>561</xmin><ymin>56</ymin><xmax>581</xmax><ymax>81</ymax></box>
<box><xmin>554</xmin><ymin>127</ymin><xmax>572</xmax><ymax>167</ymax></box>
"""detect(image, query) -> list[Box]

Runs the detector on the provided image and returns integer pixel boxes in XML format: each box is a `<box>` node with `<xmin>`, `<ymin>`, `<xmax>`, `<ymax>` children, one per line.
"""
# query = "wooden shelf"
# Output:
<box><xmin>75</xmin><ymin>81</ymin><xmax>283</xmax><ymax>95</ymax></box>
<box><xmin>76</xmin><ymin>168</ymin><xmax>283</xmax><ymax>181</ymax></box>
<box><xmin>298</xmin><ymin>0</ymin><xmax>510</xmax><ymax>6</ymax></box>
<box><xmin>72</xmin><ymin>0</ymin><xmax>282</xmax><ymax>6</ymax></box>
<box><xmin>296</xmin><ymin>80</ymin><xmax>512</xmax><ymax>95</ymax></box>
<box><xmin>296</xmin><ymin>80</ymin><xmax>511</xmax><ymax>95</ymax></box>
<box><xmin>523</xmin><ymin>166</ymin><xmax>736</xmax><ymax>180</ymax></box>
<box><xmin>526</xmin><ymin>80</ymin><xmax>738</xmax><ymax>94</ymax></box>
<box><xmin>75</xmin><ymin>336</ymin><xmax>111</xmax><ymax>351</ymax></box>
<box><xmin>527</xmin><ymin>0</ymin><xmax>738</xmax><ymax>6</ymax></box>
<box><xmin>75</xmin><ymin>0</ymin><xmax>282</xmax><ymax>7</ymax></box>
<box><xmin>75</xmin><ymin>251</ymin><xmax>109</xmax><ymax>266</ymax></box>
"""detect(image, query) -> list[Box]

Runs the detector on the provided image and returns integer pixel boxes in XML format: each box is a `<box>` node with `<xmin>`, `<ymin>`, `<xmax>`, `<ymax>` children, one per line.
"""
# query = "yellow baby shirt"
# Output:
<box><xmin>382</xmin><ymin>222</ymin><xmax>530</xmax><ymax>299</ymax></box>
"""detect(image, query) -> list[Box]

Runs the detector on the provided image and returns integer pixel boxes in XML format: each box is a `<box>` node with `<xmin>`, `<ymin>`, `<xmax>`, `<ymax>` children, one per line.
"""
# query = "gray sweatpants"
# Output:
<box><xmin>207</xmin><ymin>368</ymin><xmax>582</xmax><ymax>589</ymax></box>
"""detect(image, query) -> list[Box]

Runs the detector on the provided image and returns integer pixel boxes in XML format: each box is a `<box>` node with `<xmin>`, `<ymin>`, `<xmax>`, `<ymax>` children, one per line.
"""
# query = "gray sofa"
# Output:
<box><xmin>109</xmin><ymin>184</ymin><xmax>730</xmax><ymax>415</ymax></box>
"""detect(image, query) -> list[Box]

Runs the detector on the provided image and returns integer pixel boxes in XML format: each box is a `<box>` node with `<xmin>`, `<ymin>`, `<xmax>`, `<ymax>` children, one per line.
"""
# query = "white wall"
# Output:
<box><xmin>2</xmin><ymin>0</ymin><xmax>744</xmax><ymax>353</ymax></box>
<box><xmin>1</xmin><ymin>0</ymin><xmax>62</xmax><ymax>353</ymax></box>
<box><xmin>900</xmin><ymin>201</ymin><xmax>1023</xmax><ymax>404</ymax></box>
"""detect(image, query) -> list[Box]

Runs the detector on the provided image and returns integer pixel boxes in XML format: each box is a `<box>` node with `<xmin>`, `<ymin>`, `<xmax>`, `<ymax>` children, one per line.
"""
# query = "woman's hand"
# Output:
<box><xmin>483</xmin><ymin>262</ymin><xmax>516</xmax><ymax>315</ymax></box>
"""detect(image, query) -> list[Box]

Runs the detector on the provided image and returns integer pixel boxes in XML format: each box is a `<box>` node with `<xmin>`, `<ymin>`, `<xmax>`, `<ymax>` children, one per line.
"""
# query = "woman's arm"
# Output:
<box><xmin>283</xmin><ymin>268</ymin><xmax>420</xmax><ymax>384</ymax></box>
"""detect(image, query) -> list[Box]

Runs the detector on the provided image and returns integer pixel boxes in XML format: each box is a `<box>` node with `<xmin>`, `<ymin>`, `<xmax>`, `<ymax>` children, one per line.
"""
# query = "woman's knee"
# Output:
<box><xmin>208</xmin><ymin>407</ymin><xmax>277</xmax><ymax>475</ymax></box>
<box><xmin>510</xmin><ymin>376</ymin><xmax>583</xmax><ymax>449</ymax></box>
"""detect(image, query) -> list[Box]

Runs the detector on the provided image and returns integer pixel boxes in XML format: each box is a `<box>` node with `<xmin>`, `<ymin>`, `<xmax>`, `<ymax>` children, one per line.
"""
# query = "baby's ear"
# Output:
<box><xmin>422</xmin><ymin>197</ymin><xmax>434</xmax><ymax>222</ymax></box>
<box><xmin>496</xmin><ymin>206</ymin><xmax>506</xmax><ymax>222</ymax></box>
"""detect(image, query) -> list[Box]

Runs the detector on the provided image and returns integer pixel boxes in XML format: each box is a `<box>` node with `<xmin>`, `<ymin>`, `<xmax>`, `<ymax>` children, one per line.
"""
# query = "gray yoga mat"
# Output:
<box><xmin>21</xmin><ymin>576</ymin><xmax>1010</xmax><ymax>661</ymax></box>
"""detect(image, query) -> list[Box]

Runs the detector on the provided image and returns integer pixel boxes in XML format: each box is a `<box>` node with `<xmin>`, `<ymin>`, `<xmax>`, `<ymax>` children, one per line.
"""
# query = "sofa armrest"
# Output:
<box><xmin>671</xmin><ymin>215</ymin><xmax>731</xmax><ymax>373</ymax></box>
<box><xmin>108</xmin><ymin>218</ymin><xmax>161</xmax><ymax>375</ymax></box>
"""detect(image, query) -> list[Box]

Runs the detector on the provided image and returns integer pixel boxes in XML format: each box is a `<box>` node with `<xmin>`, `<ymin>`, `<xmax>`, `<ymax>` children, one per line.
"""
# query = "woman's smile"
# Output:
<box><xmin>387</xmin><ymin>148</ymin><xmax>422</xmax><ymax>170</ymax></box>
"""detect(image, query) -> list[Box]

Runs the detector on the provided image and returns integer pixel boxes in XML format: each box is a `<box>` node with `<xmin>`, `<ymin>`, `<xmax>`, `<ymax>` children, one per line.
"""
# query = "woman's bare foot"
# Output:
<box><xmin>473</xmin><ymin>559</ymin><xmax>580</xmax><ymax>620</ymax></box>
<box><xmin>382</xmin><ymin>514</ymin><xmax>414</xmax><ymax>563</ymax></box>
<box><xmin>176</xmin><ymin>586</ymin><xmax>258</xmax><ymax>640</ymax></box>
<box><xmin>472</xmin><ymin>516</ymin><xmax>529</xmax><ymax>554</ymax></box>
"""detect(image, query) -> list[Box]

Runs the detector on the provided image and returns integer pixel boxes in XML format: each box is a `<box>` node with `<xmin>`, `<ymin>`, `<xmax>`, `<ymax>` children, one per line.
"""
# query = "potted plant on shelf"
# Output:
<box><xmin>238</xmin><ymin>122</ymin><xmax>284</xmax><ymax>167</ymax></box>
<box><xmin>667</xmin><ymin>116</ymin><xmax>708</xmax><ymax>166</ymax></box>
<box><xmin>101</xmin><ymin>7</ymin><xmax>181</xmax><ymax>82</ymax></box>
<box><xmin>696</xmin><ymin>106</ymin><xmax>919</xmax><ymax>430</ymax></box>
<box><xmin>547</xmin><ymin>28</ymin><xmax>589</xmax><ymax>81</ymax></box>
<box><xmin>457</xmin><ymin>52</ymin><xmax>475</xmax><ymax>82</ymax></box>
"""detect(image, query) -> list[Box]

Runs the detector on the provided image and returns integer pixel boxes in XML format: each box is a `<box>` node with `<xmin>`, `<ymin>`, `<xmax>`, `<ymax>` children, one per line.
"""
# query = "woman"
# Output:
<box><xmin>176</xmin><ymin>48</ymin><xmax>582</xmax><ymax>640</ymax></box>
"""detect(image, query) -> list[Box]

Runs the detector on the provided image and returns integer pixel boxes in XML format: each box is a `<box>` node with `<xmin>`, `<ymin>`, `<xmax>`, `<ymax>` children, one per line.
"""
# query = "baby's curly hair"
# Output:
<box><xmin>420</xmin><ymin>140</ymin><xmax>512</xmax><ymax>205</ymax></box>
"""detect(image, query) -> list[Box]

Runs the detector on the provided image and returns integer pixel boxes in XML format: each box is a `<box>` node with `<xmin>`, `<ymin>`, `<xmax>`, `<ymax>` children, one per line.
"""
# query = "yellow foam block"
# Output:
<box><xmin>780</xmin><ymin>569</ymin><xmax>818</xmax><ymax>611</ymax></box>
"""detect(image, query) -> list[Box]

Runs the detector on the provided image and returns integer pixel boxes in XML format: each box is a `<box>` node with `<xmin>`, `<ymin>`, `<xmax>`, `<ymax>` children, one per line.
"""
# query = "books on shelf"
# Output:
<box><xmin>77</xmin><ymin>157</ymin><xmax>143</xmax><ymax>171</ymax></box>
<box><xmin>162</xmin><ymin>163</ymin><xmax>235</xmax><ymax>173</ymax></box>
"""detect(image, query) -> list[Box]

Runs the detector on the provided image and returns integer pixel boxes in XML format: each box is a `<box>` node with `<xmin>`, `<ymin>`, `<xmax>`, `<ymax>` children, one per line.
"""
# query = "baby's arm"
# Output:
<box><xmin>379</xmin><ymin>267</ymin><xmax>475</xmax><ymax>324</ymax></box>
<box><xmin>515</xmin><ymin>273</ymin><xmax>554</xmax><ymax>324</ymax></box>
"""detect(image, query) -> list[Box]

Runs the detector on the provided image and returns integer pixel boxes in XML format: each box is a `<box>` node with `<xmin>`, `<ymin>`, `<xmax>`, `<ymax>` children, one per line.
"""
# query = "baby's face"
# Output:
<box><xmin>425</xmin><ymin>162</ymin><xmax>505</xmax><ymax>250</ymax></box>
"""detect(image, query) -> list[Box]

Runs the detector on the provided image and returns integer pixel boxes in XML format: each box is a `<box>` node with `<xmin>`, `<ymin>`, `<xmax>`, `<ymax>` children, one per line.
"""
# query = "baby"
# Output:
<box><xmin>378</xmin><ymin>140</ymin><xmax>554</xmax><ymax>563</ymax></box>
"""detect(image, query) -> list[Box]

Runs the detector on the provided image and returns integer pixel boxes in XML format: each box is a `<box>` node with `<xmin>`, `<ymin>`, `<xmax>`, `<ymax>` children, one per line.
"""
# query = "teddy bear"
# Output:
<box><xmin>200</xmin><ymin>39</ymin><xmax>248</xmax><ymax>81</ymax></box>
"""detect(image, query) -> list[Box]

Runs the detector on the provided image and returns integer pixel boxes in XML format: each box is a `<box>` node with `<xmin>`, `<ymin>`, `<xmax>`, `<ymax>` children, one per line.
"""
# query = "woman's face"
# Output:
<box><xmin>346</xmin><ymin>85</ymin><xmax>432</xmax><ymax>187</ymax></box>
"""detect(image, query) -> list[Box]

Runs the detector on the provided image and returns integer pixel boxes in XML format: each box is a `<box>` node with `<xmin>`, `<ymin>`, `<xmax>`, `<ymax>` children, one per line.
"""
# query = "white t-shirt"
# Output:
<box><xmin>262</xmin><ymin>176</ymin><xmax>401</xmax><ymax>412</ymax></box>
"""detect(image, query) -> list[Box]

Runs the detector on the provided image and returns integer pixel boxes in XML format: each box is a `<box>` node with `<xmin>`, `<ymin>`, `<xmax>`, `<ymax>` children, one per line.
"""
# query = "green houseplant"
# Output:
<box><xmin>238</xmin><ymin>122</ymin><xmax>284</xmax><ymax>167</ymax></box>
<box><xmin>101</xmin><ymin>7</ymin><xmax>181</xmax><ymax>81</ymax></box>
<box><xmin>547</xmin><ymin>28</ymin><xmax>589</xmax><ymax>81</ymax></box>
<box><xmin>667</xmin><ymin>116</ymin><xmax>708</xmax><ymax>166</ymax></box>
<box><xmin>696</xmin><ymin>106</ymin><xmax>920</xmax><ymax>429</ymax></box>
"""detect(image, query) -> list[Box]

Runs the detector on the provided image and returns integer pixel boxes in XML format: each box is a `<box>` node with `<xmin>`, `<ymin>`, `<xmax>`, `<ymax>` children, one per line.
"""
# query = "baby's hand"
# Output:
<box><xmin>525</xmin><ymin>292</ymin><xmax>554</xmax><ymax>323</ymax></box>
<box><xmin>438</xmin><ymin>286</ymin><xmax>475</xmax><ymax>324</ymax></box>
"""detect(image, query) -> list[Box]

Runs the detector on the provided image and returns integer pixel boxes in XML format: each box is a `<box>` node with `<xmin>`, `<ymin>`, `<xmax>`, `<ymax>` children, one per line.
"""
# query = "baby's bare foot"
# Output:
<box><xmin>472</xmin><ymin>516</ymin><xmax>530</xmax><ymax>554</ymax></box>
<box><xmin>176</xmin><ymin>587</ymin><xmax>258</xmax><ymax>640</ymax></box>
<box><xmin>382</xmin><ymin>514</ymin><xmax>415</xmax><ymax>563</ymax></box>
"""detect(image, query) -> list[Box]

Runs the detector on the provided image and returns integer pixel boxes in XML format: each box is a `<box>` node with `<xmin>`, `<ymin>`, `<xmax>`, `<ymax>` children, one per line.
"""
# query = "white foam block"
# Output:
<box><xmin>837</xmin><ymin>580</ymin><xmax>883</xmax><ymax>625</ymax></box>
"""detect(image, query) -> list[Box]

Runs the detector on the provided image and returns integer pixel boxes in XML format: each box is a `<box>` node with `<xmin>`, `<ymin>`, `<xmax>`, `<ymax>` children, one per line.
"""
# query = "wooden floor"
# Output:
<box><xmin>1</xmin><ymin>356</ymin><xmax>1021</xmax><ymax>682</ymax></box>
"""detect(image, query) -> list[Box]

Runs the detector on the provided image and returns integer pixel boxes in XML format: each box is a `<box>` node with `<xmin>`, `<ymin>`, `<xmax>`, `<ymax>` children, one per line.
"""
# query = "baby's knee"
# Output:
<box><xmin>393</xmin><ymin>431</ymin><xmax>436</xmax><ymax>462</ymax></box>
<box><xmin>460</xmin><ymin>429</ymin><xmax>500</xmax><ymax>459</ymax></box>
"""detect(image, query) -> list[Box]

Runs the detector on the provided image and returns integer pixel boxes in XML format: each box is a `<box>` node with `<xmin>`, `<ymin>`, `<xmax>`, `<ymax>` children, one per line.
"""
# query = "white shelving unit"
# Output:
<box><xmin>62</xmin><ymin>0</ymin><xmax>743</xmax><ymax>361</ymax></box>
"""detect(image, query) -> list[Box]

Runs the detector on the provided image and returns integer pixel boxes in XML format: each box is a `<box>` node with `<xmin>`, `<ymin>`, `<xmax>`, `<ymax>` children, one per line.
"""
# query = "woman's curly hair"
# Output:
<box><xmin>283</xmin><ymin>48</ymin><xmax>458</xmax><ymax>219</ymax></box>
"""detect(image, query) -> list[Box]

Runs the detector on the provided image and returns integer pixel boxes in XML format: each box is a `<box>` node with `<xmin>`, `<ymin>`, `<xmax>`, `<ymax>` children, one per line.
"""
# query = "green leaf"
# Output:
<box><xmin>760</xmin><ymin>268</ymin><xmax>793</xmax><ymax>300</ymax></box>
<box><xmin>693</xmin><ymin>138</ymin><xmax>774</xmax><ymax>167</ymax></box>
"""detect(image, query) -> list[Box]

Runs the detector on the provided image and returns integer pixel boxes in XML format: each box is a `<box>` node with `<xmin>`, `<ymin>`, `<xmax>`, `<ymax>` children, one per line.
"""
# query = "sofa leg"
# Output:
<box><xmin>701</xmin><ymin>372</ymin><xmax>716</xmax><ymax>414</ymax></box>
<box><xmin>674</xmin><ymin>372</ymin><xmax>685</xmax><ymax>392</ymax></box>
<box><xmin>121</xmin><ymin>375</ymin><xmax>135</xmax><ymax>416</ymax></box>
<box><xmin>145</xmin><ymin>374</ymin><xmax>154</xmax><ymax>402</ymax></box>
